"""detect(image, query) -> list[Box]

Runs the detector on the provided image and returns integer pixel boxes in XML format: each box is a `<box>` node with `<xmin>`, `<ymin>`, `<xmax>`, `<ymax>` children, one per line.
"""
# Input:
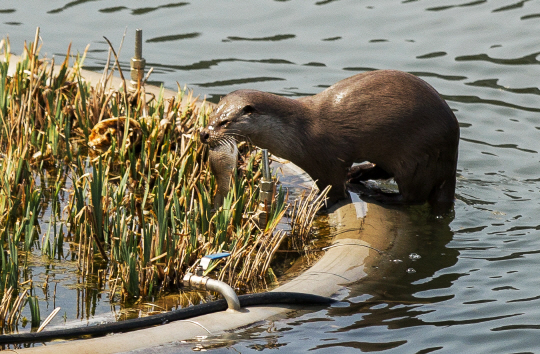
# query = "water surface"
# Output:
<box><xmin>3</xmin><ymin>0</ymin><xmax>540</xmax><ymax>352</ymax></box>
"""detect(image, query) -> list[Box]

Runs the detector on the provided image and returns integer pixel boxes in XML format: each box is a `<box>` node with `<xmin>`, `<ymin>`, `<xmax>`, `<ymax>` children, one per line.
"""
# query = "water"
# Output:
<box><xmin>3</xmin><ymin>0</ymin><xmax>540</xmax><ymax>352</ymax></box>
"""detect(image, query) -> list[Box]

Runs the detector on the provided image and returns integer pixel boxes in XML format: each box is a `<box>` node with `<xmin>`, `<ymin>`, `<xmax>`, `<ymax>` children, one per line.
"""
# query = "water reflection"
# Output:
<box><xmin>136</xmin><ymin>202</ymin><xmax>460</xmax><ymax>353</ymax></box>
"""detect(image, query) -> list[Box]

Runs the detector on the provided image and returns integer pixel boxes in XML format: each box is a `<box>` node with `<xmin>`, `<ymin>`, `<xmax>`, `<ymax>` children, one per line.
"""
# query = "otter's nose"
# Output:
<box><xmin>200</xmin><ymin>129</ymin><xmax>210</xmax><ymax>144</ymax></box>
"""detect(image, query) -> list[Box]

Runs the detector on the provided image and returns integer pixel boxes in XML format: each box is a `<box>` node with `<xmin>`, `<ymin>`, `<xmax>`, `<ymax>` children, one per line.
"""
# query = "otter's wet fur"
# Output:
<box><xmin>200</xmin><ymin>70</ymin><xmax>459</xmax><ymax>211</ymax></box>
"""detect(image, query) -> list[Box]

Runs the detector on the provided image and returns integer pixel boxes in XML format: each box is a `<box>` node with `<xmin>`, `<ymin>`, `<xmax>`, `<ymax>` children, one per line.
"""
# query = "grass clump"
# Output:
<box><xmin>0</xmin><ymin>30</ymin><xmax>328</xmax><ymax>332</ymax></box>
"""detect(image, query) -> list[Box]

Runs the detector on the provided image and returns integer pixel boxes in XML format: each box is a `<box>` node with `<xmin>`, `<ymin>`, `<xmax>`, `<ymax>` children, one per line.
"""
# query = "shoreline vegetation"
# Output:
<box><xmin>0</xmin><ymin>31</ymin><xmax>328</xmax><ymax>334</ymax></box>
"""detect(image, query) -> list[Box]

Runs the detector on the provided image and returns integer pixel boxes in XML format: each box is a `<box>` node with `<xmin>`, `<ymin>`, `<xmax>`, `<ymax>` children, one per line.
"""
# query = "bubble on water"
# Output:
<box><xmin>409</xmin><ymin>253</ymin><xmax>421</xmax><ymax>260</ymax></box>
<box><xmin>406</xmin><ymin>268</ymin><xmax>416</xmax><ymax>274</ymax></box>
<box><xmin>392</xmin><ymin>259</ymin><xmax>403</xmax><ymax>263</ymax></box>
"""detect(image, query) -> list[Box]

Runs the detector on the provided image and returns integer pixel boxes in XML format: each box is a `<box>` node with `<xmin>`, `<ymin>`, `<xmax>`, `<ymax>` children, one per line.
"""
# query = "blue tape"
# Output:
<box><xmin>203</xmin><ymin>252</ymin><xmax>231</xmax><ymax>260</ymax></box>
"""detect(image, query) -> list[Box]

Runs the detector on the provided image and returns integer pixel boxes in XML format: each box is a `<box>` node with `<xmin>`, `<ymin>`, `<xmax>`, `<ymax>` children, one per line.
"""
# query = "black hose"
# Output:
<box><xmin>0</xmin><ymin>292</ymin><xmax>335</xmax><ymax>344</ymax></box>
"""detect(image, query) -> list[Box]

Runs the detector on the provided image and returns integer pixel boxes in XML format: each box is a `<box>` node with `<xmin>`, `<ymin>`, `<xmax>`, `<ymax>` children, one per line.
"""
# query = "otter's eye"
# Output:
<box><xmin>217</xmin><ymin>119</ymin><xmax>229</xmax><ymax>127</ymax></box>
<box><xmin>242</xmin><ymin>105</ymin><xmax>255</xmax><ymax>115</ymax></box>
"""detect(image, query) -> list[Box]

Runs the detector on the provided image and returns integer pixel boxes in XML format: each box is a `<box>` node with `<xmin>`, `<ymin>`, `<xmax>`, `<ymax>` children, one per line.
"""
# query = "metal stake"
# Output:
<box><xmin>130</xmin><ymin>29</ymin><xmax>146</xmax><ymax>92</ymax></box>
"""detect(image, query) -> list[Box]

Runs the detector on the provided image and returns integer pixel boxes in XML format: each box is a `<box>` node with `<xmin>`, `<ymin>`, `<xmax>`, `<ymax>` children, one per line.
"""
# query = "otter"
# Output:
<box><xmin>200</xmin><ymin>70</ymin><xmax>460</xmax><ymax>210</ymax></box>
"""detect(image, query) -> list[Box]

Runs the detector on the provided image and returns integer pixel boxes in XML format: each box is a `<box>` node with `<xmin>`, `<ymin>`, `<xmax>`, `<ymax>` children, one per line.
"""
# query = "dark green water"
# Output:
<box><xmin>3</xmin><ymin>0</ymin><xmax>540</xmax><ymax>352</ymax></box>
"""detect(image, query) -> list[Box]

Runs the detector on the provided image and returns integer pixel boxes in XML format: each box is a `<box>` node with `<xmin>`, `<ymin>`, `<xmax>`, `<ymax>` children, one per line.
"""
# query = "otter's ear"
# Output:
<box><xmin>242</xmin><ymin>105</ymin><xmax>256</xmax><ymax>115</ymax></box>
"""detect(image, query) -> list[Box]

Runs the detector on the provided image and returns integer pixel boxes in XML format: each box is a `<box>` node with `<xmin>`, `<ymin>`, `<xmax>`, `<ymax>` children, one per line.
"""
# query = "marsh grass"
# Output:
<box><xmin>0</xmin><ymin>31</ymin><xmax>328</xmax><ymax>332</ymax></box>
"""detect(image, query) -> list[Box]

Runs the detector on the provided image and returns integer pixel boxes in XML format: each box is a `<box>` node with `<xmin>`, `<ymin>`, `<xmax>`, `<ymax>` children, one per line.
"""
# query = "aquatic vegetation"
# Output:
<box><xmin>0</xmin><ymin>31</ymin><xmax>328</xmax><ymax>332</ymax></box>
<box><xmin>0</xmin><ymin>287</ymin><xmax>27</xmax><ymax>331</ymax></box>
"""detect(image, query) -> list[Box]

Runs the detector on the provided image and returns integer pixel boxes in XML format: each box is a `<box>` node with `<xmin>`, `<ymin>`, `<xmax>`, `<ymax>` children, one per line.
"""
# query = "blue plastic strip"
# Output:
<box><xmin>203</xmin><ymin>252</ymin><xmax>231</xmax><ymax>260</ymax></box>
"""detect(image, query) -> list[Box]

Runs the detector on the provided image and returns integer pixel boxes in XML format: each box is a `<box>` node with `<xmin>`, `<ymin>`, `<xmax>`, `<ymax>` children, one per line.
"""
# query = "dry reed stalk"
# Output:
<box><xmin>0</xmin><ymin>287</ymin><xmax>28</xmax><ymax>330</ymax></box>
<box><xmin>8</xmin><ymin>289</ymin><xmax>28</xmax><ymax>328</ymax></box>
<box><xmin>260</xmin><ymin>230</ymin><xmax>288</xmax><ymax>277</ymax></box>
<box><xmin>290</xmin><ymin>185</ymin><xmax>331</xmax><ymax>242</ymax></box>
<box><xmin>77</xmin><ymin>224</ymin><xmax>84</xmax><ymax>272</ymax></box>
<box><xmin>36</xmin><ymin>307</ymin><xmax>61</xmax><ymax>333</ymax></box>
<box><xmin>108</xmin><ymin>277</ymin><xmax>119</xmax><ymax>300</ymax></box>
<box><xmin>0</xmin><ymin>287</ymin><xmax>14</xmax><ymax>327</ymax></box>
<box><xmin>218</xmin><ymin>243</ymin><xmax>249</xmax><ymax>284</ymax></box>
<box><xmin>233</xmin><ymin>217</ymin><xmax>279</xmax><ymax>287</ymax></box>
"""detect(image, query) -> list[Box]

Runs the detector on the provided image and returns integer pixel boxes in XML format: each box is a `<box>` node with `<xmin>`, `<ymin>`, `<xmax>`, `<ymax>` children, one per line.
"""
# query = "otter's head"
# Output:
<box><xmin>199</xmin><ymin>90</ymin><xmax>266</xmax><ymax>148</ymax></box>
<box><xmin>200</xmin><ymin>89</ymin><xmax>304</xmax><ymax>162</ymax></box>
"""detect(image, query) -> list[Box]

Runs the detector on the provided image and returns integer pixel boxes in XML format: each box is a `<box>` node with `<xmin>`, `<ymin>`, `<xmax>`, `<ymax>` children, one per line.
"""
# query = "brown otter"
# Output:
<box><xmin>200</xmin><ymin>70</ymin><xmax>459</xmax><ymax>210</ymax></box>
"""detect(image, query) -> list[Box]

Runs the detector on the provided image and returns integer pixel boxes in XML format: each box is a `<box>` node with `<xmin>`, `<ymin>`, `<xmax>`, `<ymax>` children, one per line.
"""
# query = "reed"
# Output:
<box><xmin>0</xmin><ymin>33</ymin><xmax>328</xmax><ymax>331</ymax></box>
<box><xmin>26</xmin><ymin>295</ymin><xmax>40</xmax><ymax>328</ymax></box>
<box><xmin>0</xmin><ymin>287</ymin><xmax>27</xmax><ymax>332</ymax></box>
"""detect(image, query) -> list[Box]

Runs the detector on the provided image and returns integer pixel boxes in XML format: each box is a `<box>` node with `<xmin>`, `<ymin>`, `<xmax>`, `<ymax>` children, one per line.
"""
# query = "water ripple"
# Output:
<box><xmin>491</xmin><ymin>324</ymin><xmax>540</xmax><ymax>332</ymax></box>
<box><xmin>507</xmin><ymin>294</ymin><xmax>540</xmax><ymax>303</ymax></box>
<box><xmin>48</xmin><ymin>0</ymin><xmax>98</xmax><ymax>14</ymax></box>
<box><xmin>322</xmin><ymin>36</ymin><xmax>342</xmax><ymax>41</ymax></box>
<box><xmin>427</xmin><ymin>0</ymin><xmax>486</xmax><ymax>12</ymax></box>
<box><xmin>455</xmin><ymin>52</ymin><xmax>540</xmax><ymax>65</ymax></box>
<box><xmin>312</xmin><ymin>340</ymin><xmax>407</xmax><ymax>351</ymax></box>
<box><xmin>410</xmin><ymin>71</ymin><xmax>467</xmax><ymax>81</ymax></box>
<box><xmin>460</xmin><ymin>137</ymin><xmax>537</xmax><ymax>154</ymax></box>
<box><xmin>98</xmin><ymin>2</ymin><xmax>188</xmax><ymax>14</ymax></box>
<box><xmin>521</xmin><ymin>13</ymin><xmax>540</xmax><ymax>20</ymax></box>
<box><xmin>98</xmin><ymin>6</ymin><xmax>127</xmax><ymax>13</ymax></box>
<box><xmin>146</xmin><ymin>33</ymin><xmax>201</xmax><ymax>43</ymax></box>
<box><xmin>466</xmin><ymin>79</ymin><xmax>540</xmax><ymax>96</ymax></box>
<box><xmin>416</xmin><ymin>51</ymin><xmax>448</xmax><ymax>59</ymax></box>
<box><xmin>480</xmin><ymin>249</ymin><xmax>540</xmax><ymax>262</ymax></box>
<box><xmin>223</xmin><ymin>34</ymin><xmax>295</xmax><ymax>42</ymax></box>
<box><xmin>315</xmin><ymin>0</ymin><xmax>340</xmax><ymax>5</ymax></box>
<box><xmin>132</xmin><ymin>2</ymin><xmax>188</xmax><ymax>15</ymax></box>
<box><xmin>149</xmin><ymin>58</ymin><xmax>295</xmax><ymax>71</ymax></box>
<box><xmin>492</xmin><ymin>0</ymin><xmax>531</xmax><ymax>13</ymax></box>
<box><xmin>429</xmin><ymin>312</ymin><xmax>523</xmax><ymax>327</ymax></box>
<box><xmin>463</xmin><ymin>299</ymin><xmax>496</xmax><ymax>304</ymax></box>
<box><xmin>456</xmin><ymin>193</ymin><xmax>496</xmax><ymax>206</ymax></box>
<box><xmin>487</xmin><ymin>224</ymin><xmax>540</xmax><ymax>235</ymax></box>
<box><xmin>455</xmin><ymin>226</ymin><xmax>488</xmax><ymax>234</ymax></box>
<box><xmin>196</xmin><ymin>77</ymin><xmax>286</xmax><ymax>88</ymax></box>
<box><xmin>445</xmin><ymin>95</ymin><xmax>540</xmax><ymax>114</ymax></box>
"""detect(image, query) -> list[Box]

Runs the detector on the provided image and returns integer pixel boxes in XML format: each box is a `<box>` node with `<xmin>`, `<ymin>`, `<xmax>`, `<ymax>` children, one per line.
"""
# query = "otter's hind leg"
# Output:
<box><xmin>348</xmin><ymin>163</ymin><xmax>393</xmax><ymax>183</ymax></box>
<box><xmin>428</xmin><ymin>175</ymin><xmax>457</xmax><ymax>213</ymax></box>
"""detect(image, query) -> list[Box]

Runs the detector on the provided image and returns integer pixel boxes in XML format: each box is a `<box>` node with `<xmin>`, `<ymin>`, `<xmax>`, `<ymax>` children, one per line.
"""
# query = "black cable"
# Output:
<box><xmin>0</xmin><ymin>292</ymin><xmax>335</xmax><ymax>344</ymax></box>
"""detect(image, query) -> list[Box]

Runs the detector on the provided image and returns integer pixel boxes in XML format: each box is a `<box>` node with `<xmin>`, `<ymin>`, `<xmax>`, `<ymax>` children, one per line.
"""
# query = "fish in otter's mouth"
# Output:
<box><xmin>204</xmin><ymin>134</ymin><xmax>238</xmax><ymax>208</ymax></box>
